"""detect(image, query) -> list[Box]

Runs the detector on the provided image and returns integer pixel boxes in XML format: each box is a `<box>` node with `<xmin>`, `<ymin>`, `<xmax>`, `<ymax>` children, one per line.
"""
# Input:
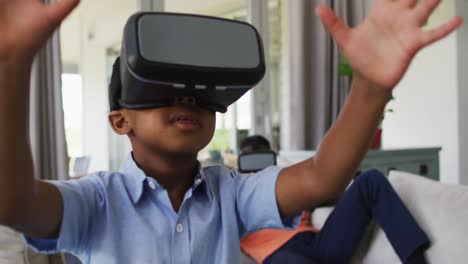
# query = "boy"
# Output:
<box><xmin>0</xmin><ymin>0</ymin><xmax>462</xmax><ymax>263</ymax></box>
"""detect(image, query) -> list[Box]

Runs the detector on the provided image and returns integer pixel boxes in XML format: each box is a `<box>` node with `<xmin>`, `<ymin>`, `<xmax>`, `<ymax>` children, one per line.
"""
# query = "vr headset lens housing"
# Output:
<box><xmin>113</xmin><ymin>12</ymin><xmax>266</xmax><ymax>113</ymax></box>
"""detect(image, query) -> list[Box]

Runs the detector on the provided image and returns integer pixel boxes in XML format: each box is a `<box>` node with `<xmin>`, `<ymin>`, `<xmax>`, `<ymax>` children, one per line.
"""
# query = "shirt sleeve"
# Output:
<box><xmin>23</xmin><ymin>174</ymin><xmax>105</xmax><ymax>256</ymax></box>
<box><xmin>235</xmin><ymin>166</ymin><xmax>301</xmax><ymax>236</ymax></box>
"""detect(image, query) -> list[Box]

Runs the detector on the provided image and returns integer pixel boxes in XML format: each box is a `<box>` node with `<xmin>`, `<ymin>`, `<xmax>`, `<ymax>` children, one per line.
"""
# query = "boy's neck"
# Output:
<box><xmin>132</xmin><ymin>149</ymin><xmax>199</xmax><ymax>212</ymax></box>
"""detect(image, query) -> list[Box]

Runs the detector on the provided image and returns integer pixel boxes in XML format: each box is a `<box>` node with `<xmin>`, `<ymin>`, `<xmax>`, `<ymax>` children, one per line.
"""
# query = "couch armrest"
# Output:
<box><xmin>0</xmin><ymin>225</ymin><xmax>27</xmax><ymax>264</ymax></box>
<box><xmin>385</xmin><ymin>171</ymin><xmax>468</xmax><ymax>263</ymax></box>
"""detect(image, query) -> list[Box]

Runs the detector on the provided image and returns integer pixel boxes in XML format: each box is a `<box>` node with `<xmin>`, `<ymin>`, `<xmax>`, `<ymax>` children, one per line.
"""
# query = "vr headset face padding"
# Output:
<box><xmin>113</xmin><ymin>12</ymin><xmax>266</xmax><ymax>113</ymax></box>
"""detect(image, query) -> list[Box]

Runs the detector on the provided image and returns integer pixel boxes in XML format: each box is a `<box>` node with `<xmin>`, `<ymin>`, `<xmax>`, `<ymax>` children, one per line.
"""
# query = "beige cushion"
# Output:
<box><xmin>311</xmin><ymin>207</ymin><xmax>381</xmax><ymax>264</ymax></box>
<box><xmin>0</xmin><ymin>226</ymin><xmax>56</xmax><ymax>264</ymax></box>
<box><xmin>312</xmin><ymin>172</ymin><xmax>468</xmax><ymax>263</ymax></box>
<box><xmin>362</xmin><ymin>171</ymin><xmax>468</xmax><ymax>263</ymax></box>
<box><xmin>0</xmin><ymin>225</ymin><xmax>27</xmax><ymax>264</ymax></box>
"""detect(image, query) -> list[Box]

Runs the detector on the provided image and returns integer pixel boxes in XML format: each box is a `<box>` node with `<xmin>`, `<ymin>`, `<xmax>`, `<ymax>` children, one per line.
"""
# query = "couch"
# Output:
<box><xmin>0</xmin><ymin>225</ymin><xmax>64</xmax><ymax>264</ymax></box>
<box><xmin>242</xmin><ymin>170</ymin><xmax>468</xmax><ymax>263</ymax></box>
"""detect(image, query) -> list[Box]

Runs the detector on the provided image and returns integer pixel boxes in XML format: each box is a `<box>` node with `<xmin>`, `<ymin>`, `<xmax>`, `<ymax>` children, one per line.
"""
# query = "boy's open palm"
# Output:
<box><xmin>316</xmin><ymin>0</ymin><xmax>463</xmax><ymax>90</ymax></box>
<box><xmin>0</xmin><ymin>0</ymin><xmax>79</xmax><ymax>239</ymax></box>
<box><xmin>0</xmin><ymin>0</ymin><xmax>79</xmax><ymax>61</ymax></box>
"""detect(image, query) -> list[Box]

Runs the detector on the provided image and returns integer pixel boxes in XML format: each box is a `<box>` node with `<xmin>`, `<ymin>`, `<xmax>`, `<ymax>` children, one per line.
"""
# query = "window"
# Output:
<box><xmin>61</xmin><ymin>73</ymin><xmax>83</xmax><ymax>169</ymax></box>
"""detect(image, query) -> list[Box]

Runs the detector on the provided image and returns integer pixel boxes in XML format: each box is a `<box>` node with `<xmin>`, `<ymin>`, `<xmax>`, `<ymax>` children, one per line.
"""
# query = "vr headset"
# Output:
<box><xmin>238</xmin><ymin>150</ymin><xmax>277</xmax><ymax>173</ymax></box>
<box><xmin>109</xmin><ymin>12</ymin><xmax>266</xmax><ymax>113</ymax></box>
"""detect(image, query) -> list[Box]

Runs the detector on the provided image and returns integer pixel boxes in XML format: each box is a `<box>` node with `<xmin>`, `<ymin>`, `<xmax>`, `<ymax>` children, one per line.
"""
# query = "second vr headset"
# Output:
<box><xmin>110</xmin><ymin>12</ymin><xmax>266</xmax><ymax>113</ymax></box>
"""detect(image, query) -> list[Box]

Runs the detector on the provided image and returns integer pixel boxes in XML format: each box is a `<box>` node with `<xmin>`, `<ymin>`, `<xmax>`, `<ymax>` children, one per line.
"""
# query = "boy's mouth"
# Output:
<box><xmin>169</xmin><ymin>112</ymin><xmax>202</xmax><ymax>131</ymax></box>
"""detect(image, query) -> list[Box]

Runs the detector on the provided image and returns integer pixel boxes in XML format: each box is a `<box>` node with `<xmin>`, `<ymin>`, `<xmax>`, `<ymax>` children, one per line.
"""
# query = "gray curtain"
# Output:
<box><xmin>282</xmin><ymin>0</ymin><xmax>365</xmax><ymax>150</ymax></box>
<box><xmin>29</xmin><ymin>29</ymin><xmax>69</xmax><ymax>182</ymax></box>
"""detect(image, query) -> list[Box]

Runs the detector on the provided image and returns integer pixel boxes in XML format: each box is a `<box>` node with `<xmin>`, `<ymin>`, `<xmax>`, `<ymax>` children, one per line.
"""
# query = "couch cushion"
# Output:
<box><xmin>0</xmin><ymin>225</ymin><xmax>27</xmax><ymax>264</ymax></box>
<box><xmin>362</xmin><ymin>171</ymin><xmax>468</xmax><ymax>263</ymax></box>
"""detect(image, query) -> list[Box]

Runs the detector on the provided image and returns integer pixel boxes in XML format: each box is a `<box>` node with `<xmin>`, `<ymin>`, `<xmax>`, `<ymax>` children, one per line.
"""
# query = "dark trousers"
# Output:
<box><xmin>264</xmin><ymin>170</ymin><xmax>430</xmax><ymax>264</ymax></box>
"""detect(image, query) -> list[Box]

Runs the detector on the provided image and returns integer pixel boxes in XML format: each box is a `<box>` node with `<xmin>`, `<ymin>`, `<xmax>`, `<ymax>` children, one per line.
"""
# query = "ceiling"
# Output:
<box><xmin>60</xmin><ymin>0</ymin><xmax>247</xmax><ymax>66</ymax></box>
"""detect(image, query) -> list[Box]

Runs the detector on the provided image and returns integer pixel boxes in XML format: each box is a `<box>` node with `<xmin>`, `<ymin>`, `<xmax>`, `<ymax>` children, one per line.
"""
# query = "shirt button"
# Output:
<box><xmin>148</xmin><ymin>181</ymin><xmax>156</xmax><ymax>190</ymax></box>
<box><xmin>176</xmin><ymin>224</ymin><xmax>184</xmax><ymax>233</ymax></box>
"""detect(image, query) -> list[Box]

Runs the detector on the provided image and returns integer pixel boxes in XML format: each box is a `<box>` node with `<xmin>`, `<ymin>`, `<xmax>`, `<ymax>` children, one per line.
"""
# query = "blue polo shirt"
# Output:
<box><xmin>24</xmin><ymin>154</ymin><xmax>298</xmax><ymax>264</ymax></box>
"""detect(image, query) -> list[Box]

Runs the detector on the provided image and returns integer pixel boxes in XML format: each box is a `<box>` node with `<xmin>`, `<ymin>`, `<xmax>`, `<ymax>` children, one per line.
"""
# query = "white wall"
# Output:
<box><xmin>81</xmin><ymin>8</ymin><xmax>136</xmax><ymax>171</ymax></box>
<box><xmin>81</xmin><ymin>44</ymin><xmax>109</xmax><ymax>172</ymax></box>
<box><xmin>165</xmin><ymin>0</ymin><xmax>245</xmax><ymax>15</ymax></box>
<box><xmin>382</xmin><ymin>0</ymin><xmax>462</xmax><ymax>183</ymax></box>
<box><xmin>456</xmin><ymin>0</ymin><xmax>468</xmax><ymax>184</ymax></box>
<box><xmin>60</xmin><ymin>5</ymin><xmax>82</xmax><ymax>67</ymax></box>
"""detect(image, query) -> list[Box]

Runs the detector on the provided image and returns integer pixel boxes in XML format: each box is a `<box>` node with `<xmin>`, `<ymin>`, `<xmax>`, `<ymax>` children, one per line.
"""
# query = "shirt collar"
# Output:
<box><xmin>194</xmin><ymin>163</ymin><xmax>214</xmax><ymax>200</ymax></box>
<box><xmin>119</xmin><ymin>153</ymin><xmax>213</xmax><ymax>204</ymax></box>
<box><xmin>119</xmin><ymin>154</ymin><xmax>148</xmax><ymax>204</ymax></box>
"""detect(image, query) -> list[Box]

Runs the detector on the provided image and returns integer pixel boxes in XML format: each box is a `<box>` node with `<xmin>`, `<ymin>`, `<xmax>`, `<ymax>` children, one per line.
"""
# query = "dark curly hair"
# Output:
<box><xmin>240</xmin><ymin>135</ymin><xmax>271</xmax><ymax>153</ymax></box>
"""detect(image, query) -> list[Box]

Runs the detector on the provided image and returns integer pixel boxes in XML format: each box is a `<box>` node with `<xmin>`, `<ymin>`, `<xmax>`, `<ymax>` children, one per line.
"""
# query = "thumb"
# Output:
<box><xmin>45</xmin><ymin>0</ymin><xmax>80</xmax><ymax>27</ymax></box>
<box><xmin>315</xmin><ymin>4</ymin><xmax>350</xmax><ymax>47</ymax></box>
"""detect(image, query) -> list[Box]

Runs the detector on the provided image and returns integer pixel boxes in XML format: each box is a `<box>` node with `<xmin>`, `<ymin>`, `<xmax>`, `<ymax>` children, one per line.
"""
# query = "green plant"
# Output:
<box><xmin>339</xmin><ymin>55</ymin><xmax>354</xmax><ymax>76</ymax></box>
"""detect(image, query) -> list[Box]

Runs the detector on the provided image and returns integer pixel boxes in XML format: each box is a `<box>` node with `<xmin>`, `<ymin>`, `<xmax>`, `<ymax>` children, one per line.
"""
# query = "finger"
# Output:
<box><xmin>400</xmin><ymin>0</ymin><xmax>418</xmax><ymax>8</ymax></box>
<box><xmin>414</xmin><ymin>0</ymin><xmax>441</xmax><ymax>24</ymax></box>
<box><xmin>420</xmin><ymin>16</ymin><xmax>463</xmax><ymax>47</ymax></box>
<box><xmin>45</xmin><ymin>0</ymin><xmax>80</xmax><ymax>26</ymax></box>
<box><xmin>375</xmin><ymin>0</ymin><xmax>390</xmax><ymax>4</ymax></box>
<box><xmin>315</xmin><ymin>4</ymin><xmax>350</xmax><ymax>47</ymax></box>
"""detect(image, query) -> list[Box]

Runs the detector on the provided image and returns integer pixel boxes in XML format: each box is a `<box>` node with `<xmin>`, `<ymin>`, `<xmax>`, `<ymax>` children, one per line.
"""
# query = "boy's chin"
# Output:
<box><xmin>164</xmin><ymin>143</ymin><xmax>207</xmax><ymax>157</ymax></box>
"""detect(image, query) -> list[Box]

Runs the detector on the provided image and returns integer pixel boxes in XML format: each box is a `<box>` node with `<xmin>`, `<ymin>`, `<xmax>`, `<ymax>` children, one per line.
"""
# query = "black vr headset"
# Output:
<box><xmin>109</xmin><ymin>12</ymin><xmax>266</xmax><ymax>113</ymax></box>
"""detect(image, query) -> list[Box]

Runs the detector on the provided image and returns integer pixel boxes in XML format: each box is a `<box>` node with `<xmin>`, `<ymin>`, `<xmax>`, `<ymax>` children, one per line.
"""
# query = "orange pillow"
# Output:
<box><xmin>240</xmin><ymin>211</ymin><xmax>319</xmax><ymax>264</ymax></box>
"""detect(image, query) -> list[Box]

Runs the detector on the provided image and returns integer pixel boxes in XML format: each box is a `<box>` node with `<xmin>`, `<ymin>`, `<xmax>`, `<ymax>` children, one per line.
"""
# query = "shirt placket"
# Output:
<box><xmin>147</xmin><ymin>176</ymin><xmax>202</xmax><ymax>264</ymax></box>
<box><xmin>172</xmin><ymin>206</ymin><xmax>191</xmax><ymax>264</ymax></box>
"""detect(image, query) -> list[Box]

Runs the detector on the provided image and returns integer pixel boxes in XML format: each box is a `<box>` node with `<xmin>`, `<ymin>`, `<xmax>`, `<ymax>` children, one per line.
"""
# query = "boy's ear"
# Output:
<box><xmin>108</xmin><ymin>110</ymin><xmax>132</xmax><ymax>135</ymax></box>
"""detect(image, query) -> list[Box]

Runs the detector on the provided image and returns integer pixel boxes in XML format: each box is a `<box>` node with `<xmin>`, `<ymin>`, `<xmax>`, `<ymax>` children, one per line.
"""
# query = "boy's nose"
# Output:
<box><xmin>175</xmin><ymin>96</ymin><xmax>197</xmax><ymax>106</ymax></box>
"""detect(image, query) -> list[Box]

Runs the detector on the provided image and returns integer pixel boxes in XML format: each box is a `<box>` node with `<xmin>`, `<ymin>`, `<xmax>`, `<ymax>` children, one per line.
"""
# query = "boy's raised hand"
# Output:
<box><xmin>0</xmin><ymin>0</ymin><xmax>79</xmax><ymax>62</ymax></box>
<box><xmin>316</xmin><ymin>0</ymin><xmax>463</xmax><ymax>90</ymax></box>
<box><xmin>277</xmin><ymin>0</ymin><xmax>463</xmax><ymax>217</ymax></box>
<box><xmin>0</xmin><ymin>0</ymin><xmax>79</xmax><ymax>238</ymax></box>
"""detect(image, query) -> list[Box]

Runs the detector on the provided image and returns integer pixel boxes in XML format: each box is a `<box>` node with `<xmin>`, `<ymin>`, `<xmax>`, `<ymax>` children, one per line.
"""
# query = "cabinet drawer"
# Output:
<box><xmin>360</xmin><ymin>160</ymin><xmax>439</xmax><ymax>180</ymax></box>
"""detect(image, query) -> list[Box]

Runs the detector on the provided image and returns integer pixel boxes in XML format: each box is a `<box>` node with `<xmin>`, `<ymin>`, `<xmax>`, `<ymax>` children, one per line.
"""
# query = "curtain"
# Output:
<box><xmin>281</xmin><ymin>0</ymin><xmax>365</xmax><ymax>150</ymax></box>
<box><xmin>29</xmin><ymin>28</ymin><xmax>69</xmax><ymax>182</ymax></box>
